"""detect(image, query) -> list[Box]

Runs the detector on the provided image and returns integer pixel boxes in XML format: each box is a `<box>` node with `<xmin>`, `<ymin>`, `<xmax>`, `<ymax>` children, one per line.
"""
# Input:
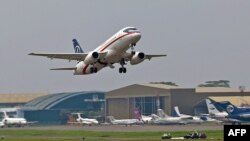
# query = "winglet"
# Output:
<box><xmin>72</xmin><ymin>39</ymin><xmax>84</xmax><ymax>53</ymax></box>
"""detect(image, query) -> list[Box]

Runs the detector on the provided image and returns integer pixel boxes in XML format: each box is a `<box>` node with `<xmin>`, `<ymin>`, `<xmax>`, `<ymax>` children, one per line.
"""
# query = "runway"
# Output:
<box><xmin>4</xmin><ymin>124</ymin><xmax>223</xmax><ymax>132</ymax></box>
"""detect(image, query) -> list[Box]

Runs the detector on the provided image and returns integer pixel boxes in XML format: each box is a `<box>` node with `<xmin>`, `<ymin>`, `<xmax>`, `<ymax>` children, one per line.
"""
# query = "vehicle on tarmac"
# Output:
<box><xmin>161</xmin><ymin>133</ymin><xmax>172</xmax><ymax>139</ymax></box>
<box><xmin>183</xmin><ymin>131</ymin><xmax>207</xmax><ymax>139</ymax></box>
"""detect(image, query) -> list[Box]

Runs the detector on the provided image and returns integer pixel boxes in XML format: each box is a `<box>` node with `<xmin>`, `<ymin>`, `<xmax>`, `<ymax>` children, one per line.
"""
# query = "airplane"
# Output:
<box><xmin>69</xmin><ymin>113</ymin><xmax>99</xmax><ymax>125</ymax></box>
<box><xmin>29</xmin><ymin>27</ymin><xmax>166</xmax><ymax>74</ymax></box>
<box><xmin>132</xmin><ymin>107</ymin><xmax>152</xmax><ymax>123</ymax></box>
<box><xmin>173</xmin><ymin>106</ymin><xmax>203</xmax><ymax>124</ymax></box>
<box><xmin>106</xmin><ymin>116</ymin><xmax>143</xmax><ymax>125</ymax></box>
<box><xmin>214</xmin><ymin>101</ymin><xmax>250</xmax><ymax>124</ymax></box>
<box><xmin>0</xmin><ymin>121</ymin><xmax>4</xmax><ymax>128</ymax></box>
<box><xmin>0</xmin><ymin>111</ymin><xmax>27</xmax><ymax>127</ymax></box>
<box><xmin>150</xmin><ymin>109</ymin><xmax>186</xmax><ymax>125</ymax></box>
<box><xmin>141</xmin><ymin>115</ymin><xmax>152</xmax><ymax>123</ymax></box>
<box><xmin>205</xmin><ymin>98</ymin><xmax>228</xmax><ymax>121</ymax></box>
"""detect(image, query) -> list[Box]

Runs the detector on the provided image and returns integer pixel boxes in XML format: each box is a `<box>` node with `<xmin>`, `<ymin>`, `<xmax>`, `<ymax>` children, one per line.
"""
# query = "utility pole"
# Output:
<box><xmin>239</xmin><ymin>85</ymin><xmax>246</xmax><ymax>107</ymax></box>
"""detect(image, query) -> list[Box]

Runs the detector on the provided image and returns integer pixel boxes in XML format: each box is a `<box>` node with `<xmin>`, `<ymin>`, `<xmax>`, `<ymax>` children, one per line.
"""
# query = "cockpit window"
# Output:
<box><xmin>123</xmin><ymin>28</ymin><xmax>140</xmax><ymax>33</ymax></box>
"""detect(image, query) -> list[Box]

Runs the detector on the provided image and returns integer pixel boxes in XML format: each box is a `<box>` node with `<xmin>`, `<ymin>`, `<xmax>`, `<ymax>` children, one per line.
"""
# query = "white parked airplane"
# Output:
<box><xmin>107</xmin><ymin>116</ymin><xmax>143</xmax><ymax>125</ymax></box>
<box><xmin>141</xmin><ymin>115</ymin><xmax>152</xmax><ymax>123</ymax></box>
<box><xmin>0</xmin><ymin>121</ymin><xmax>4</xmax><ymax>128</ymax></box>
<box><xmin>0</xmin><ymin>111</ymin><xmax>27</xmax><ymax>127</ymax></box>
<box><xmin>173</xmin><ymin>106</ymin><xmax>203</xmax><ymax>124</ymax></box>
<box><xmin>150</xmin><ymin>109</ymin><xmax>186</xmax><ymax>125</ymax></box>
<box><xmin>70</xmin><ymin>113</ymin><xmax>99</xmax><ymax>125</ymax></box>
<box><xmin>29</xmin><ymin>27</ymin><xmax>166</xmax><ymax>74</ymax></box>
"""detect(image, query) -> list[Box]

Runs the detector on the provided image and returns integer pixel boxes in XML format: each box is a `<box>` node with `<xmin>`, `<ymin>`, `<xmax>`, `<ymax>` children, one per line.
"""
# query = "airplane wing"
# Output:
<box><xmin>145</xmin><ymin>54</ymin><xmax>167</xmax><ymax>60</ymax></box>
<box><xmin>29</xmin><ymin>53</ymin><xmax>87</xmax><ymax>61</ymax></box>
<box><xmin>29</xmin><ymin>52</ymin><xmax>107</xmax><ymax>61</ymax></box>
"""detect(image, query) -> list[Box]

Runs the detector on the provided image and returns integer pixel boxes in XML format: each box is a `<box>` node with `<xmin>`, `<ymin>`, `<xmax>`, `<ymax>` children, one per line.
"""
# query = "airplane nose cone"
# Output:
<box><xmin>133</xmin><ymin>33</ymin><xmax>141</xmax><ymax>42</ymax></box>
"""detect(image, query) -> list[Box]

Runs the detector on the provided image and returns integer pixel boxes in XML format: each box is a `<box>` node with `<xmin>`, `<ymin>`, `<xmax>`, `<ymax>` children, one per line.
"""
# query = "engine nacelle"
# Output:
<box><xmin>84</xmin><ymin>51</ymin><xmax>99</xmax><ymax>64</ymax></box>
<box><xmin>130</xmin><ymin>52</ymin><xmax>145</xmax><ymax>65</ymax></box>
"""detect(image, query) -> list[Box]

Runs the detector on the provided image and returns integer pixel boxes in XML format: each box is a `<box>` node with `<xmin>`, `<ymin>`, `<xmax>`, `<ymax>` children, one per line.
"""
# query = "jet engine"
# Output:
<box><xmin>84</xmin><ymin>51</ymin><xmax>99</xmax><ymax>64</ymax></box>
<box><xmin>130</xmin><ymin>52</ymin><xmax>145</xmax><ymax>65</ymax></box>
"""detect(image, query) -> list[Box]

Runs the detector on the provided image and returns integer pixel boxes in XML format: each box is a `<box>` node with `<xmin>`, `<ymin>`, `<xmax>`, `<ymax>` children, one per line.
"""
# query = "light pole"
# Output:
<box><xmin>239</xmin><ymin>85</ymin><xmax>245</xmax><ymax>107</ymax></box>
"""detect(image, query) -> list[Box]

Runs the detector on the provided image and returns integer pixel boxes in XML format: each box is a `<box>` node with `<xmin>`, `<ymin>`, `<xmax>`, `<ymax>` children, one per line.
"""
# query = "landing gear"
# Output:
<box><xmin>119</xmin><ymin>59</ymin><xmax>127</xmax><ymax>73</ymax></box>
<box><xmin>119</xmin><ymin>67</ymin><xmax>126</xmax><ymax>73</ymax></box>
<box><xmin>90</xmin><ymin>67</ymin><xmax>98</xmax><ymax>73</ymax></box>
<box><xmin>131</xmin><ymin>43</ymin><xmax>136</xmax><ymax>46</ymax></box>
<box><xmin>130</xmin><ymin>43</ymin><xmax>136</xmax><ymax>55</ymax></box>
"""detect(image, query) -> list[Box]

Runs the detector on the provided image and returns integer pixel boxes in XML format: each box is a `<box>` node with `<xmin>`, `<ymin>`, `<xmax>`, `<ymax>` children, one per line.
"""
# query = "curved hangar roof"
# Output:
<box><xmin>24</xmin><ymin>91</ymin><xmax>104</xmax><ymax>110</ymax></box>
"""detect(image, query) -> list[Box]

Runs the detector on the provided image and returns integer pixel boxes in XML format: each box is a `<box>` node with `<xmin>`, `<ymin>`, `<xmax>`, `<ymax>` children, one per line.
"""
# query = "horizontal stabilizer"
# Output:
<box><xmin>50</xmin><ymin>67</ymin><xmax>76</xmax><ymax>70</ymax></box>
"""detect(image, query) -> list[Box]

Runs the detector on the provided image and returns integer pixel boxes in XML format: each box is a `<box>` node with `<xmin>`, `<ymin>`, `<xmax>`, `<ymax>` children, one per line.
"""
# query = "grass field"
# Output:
<box><xmin>0</xmin><ymin>129</ymin><xmax>223</xmax><ymax>141</ymax></box>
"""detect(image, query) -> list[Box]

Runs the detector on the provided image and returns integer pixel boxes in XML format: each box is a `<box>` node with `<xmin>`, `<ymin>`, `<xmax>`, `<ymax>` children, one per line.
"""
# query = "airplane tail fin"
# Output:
<box><xmin>151</xmin><ymin>114</ymin><xmax>160</xmax><ymax>120</ymax></box>
<box><xmin>106</xmin><ymin>116</ymin><xmax>115</xmax><ymax>123</ymax></box>
<box><xmin>72</xmin><ymin>39</ymin><xmax>84</xmax><ymax>53</ymax></box>
<box><xmin>2</xmin><ymin>111</ymin><xmax>8</xmax><ymax>118</ymax></box>
<box><xmin>157</xmin><ymin>109</ymin><xmax>169</xmax><ymax>118</ymax></box>
<box><xmin>173</xmin><ymin>106</ymin><xmax>181</xmax><ymax>117</ymax></box>
<box><xmin>205</xmin><ymin>98</ymin><xmax>222</xmax><ymax>115</ymax></box>
<box><xmin>214</xmin><ymin>101</ymin><xmax>239</xmax><ymax>115</ymax></box>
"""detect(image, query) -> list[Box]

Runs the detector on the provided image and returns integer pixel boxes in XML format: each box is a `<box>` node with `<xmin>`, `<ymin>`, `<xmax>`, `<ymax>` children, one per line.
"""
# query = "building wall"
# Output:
<box><xmin>106</xmin><ymin>85</ymin><xmax>171</xmax><ymax>118</ymax></box>
<box><xmin>107</xmin><ymin>98</ymin><xmax>129</xmax><ymax>119</ymax></box>
<box><xmin>170</xmin><ymin>89</ymin><xmax>205</xmax><ymax>115</ymax></box>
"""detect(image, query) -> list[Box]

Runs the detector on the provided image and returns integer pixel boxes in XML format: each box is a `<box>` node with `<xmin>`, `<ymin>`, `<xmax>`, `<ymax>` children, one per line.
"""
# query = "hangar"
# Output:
<box><xmin>0</xmin><ymin>91</ymin><xmax>105</xmax><ymax>124</ymax></box>
<box><xmin>22</xmin><ymin>91</ymin><xmax>105</xmax><ymax>124</ymax></box>
<box><xmin>105</xmin><ymin>83</ymin><xmax>250</xmax><ymax>119</ymax></box>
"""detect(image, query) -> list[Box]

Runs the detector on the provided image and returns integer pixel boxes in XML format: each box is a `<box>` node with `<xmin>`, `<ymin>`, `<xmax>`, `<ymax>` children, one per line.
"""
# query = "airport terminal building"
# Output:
<box><xmin>105</xmin><ymin>83</ymin><xmax>250</xmax><ymax>119</ymax></box>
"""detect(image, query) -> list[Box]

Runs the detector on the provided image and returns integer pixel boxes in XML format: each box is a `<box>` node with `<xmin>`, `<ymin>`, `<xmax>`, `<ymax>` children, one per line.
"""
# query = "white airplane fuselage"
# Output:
<box><xmin>3</xmin><ymin>117</ymin><xmax>27</xmax><ymax>125</ymax></box>
<box><xmin>74</xmin><ymin>28</ymin><xmax>141</xmax><ymax>75</ymax></box>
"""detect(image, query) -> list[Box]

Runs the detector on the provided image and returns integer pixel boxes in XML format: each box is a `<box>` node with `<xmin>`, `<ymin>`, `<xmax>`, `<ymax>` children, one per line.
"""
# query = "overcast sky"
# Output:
<box><xmin>0</xmin><ymin>0</ymin><xmax>250</xmax><ymax>93</ymax></box>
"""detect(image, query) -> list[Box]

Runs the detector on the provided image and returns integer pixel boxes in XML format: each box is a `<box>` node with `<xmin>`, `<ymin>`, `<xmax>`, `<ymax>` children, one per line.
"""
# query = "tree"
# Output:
<box><xmin>150</xmin><ymin>81</ymin><xmax>178</xmax><ymax>86</ymax></box>
<box><xmin>198</xmin><ymin>80</ymin><xmax>230</xmax><ymax>87</ymax></box>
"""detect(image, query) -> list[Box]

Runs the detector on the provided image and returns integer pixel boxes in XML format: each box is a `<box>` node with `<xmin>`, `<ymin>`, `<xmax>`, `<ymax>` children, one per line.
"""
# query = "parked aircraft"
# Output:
<box><xmin>141</xmin><ymin>115</ymin><xmax>152</xmax><ymax>123</ymax></box>
<box><xmin>0</xmin><ymin>111</ymin><xmax>27</xmax><ymax>127</ymax></box>
<box><xmin>150</xmin><ymin>109</ymin><xmax>186</xmax><ymax>125</ymax></box>
<box><xmin>106</xmin><ymin>116</ymin><xmax>143</xmax><ymax>125</ymax></box>
<box><xmin>29</xmin><ymin>27</ymin><xmax>166</xmax><ymax>74</ymax></box>
<box><xmin>173</xmin><ymin>106</ymin><xmax>203</xmax><ymax>124</ymax></box>
<box><xmin>214</xmin><ymin>101</ymin><xmax>250</xmax><ymax>124</ymax></box>
<box><xmin>70</xmin><ymin>113</ymin><xmax>99</xmax><ymax>125</ymax></box>
<box><xmin>0</xmin><ymin>121</ymin><xmax>4</xmax><ymax>128</ymax></box>
<box><xmin>205</xmin><ymin>99</ymin><xmax>228</xmax><ymax>119</ymax></box>
<box><xmin>132</xmin><ymin>107</ymin><xmax>152</xmax><ymax>123</ymax></box>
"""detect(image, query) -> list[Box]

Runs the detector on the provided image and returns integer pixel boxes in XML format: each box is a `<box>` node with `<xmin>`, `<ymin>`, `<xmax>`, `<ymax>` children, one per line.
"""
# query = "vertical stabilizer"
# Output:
<box><xmin>157</xmin><ymin>109</ymin><xmax>169</xmax><ymax>118</ymax></box>
<box><xmin>206</xmin><ymin>98</ymin><xmax>221</xmax><ymax>114</ymax></box>
<box><xmin>72</xmin><ymin>39</ymin><xmax>84</xmax><ymax>53</ymax></box>
<box><xmin>173</xmin><ymin>106</ymin><xmax>181</xmax><ymax>117</ymax></box>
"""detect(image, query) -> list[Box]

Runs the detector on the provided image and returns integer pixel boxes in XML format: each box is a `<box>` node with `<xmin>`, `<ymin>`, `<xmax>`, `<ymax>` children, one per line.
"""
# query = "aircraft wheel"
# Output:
<box><xmin>94</xmin><ymin>67</ymin><xmax>98</xmax><ymax>73</ymax></box>
<box><xmin>119</xmin><ymin>68</ymin><xmax>123</xmax><ymax>73</ymax></box>
<box><xmin>90</xmin><ymin>67</ymin><xmax>94</xmax><ymax>73</ymax></box>
<box><xmin>123</xmin><ymin>68</ymin><xmax>127</xmax><ymax>73</ymax></box>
